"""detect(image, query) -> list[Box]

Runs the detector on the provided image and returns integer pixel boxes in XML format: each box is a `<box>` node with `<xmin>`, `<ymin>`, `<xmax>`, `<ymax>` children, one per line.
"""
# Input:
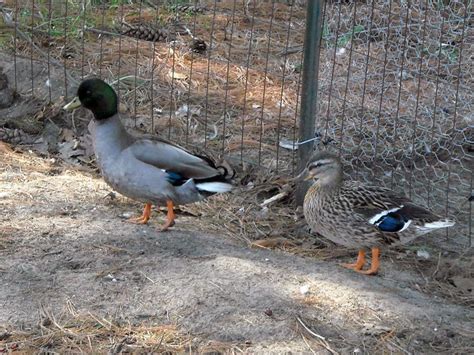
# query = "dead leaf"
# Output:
<box><xmin>362</xmin><ymin>324</ymin><xmax>393</xmax><ymax>336</ymax></box>
<box><xmin>0</xmin><ymin>141</ymin><xmax>13</xmax><ymax>154</ymax></box>
<box><xmin>251</xmin><ymin>238</ymin><xmax>296</xmax><ymax>249</ymax></box>
<box><xmin>169</xmin><ymin>71</ymin><xmax>187</xmax><ymax>80</ymax></box>
<box><xmin>60</xmin><ymin>128</ymin><xmax>75</xmax><ymax>142</ymax></box>
<box><xmin>450</xmin><ymin>276</ymin><xmax>474</xmax><ymax>294</ymax></box>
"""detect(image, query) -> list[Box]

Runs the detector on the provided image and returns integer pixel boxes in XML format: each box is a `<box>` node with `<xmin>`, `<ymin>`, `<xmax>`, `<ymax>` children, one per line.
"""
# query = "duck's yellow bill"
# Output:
<box><xmin>63</xmin><ymin>96</ymin><xmax>81</xmax><ymax>110</ymax></box>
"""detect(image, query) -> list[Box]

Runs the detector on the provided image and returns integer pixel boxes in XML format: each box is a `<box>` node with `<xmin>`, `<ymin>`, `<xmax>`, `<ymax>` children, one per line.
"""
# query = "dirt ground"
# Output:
<box><xmin>1</xmin><ymin>144</ymin><xmax>473</xmax><ymax>353</ymax></box>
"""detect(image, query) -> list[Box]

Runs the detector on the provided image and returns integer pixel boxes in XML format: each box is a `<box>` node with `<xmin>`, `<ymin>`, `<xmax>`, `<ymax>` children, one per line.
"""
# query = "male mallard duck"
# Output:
<box><xmin>298</xmin><ymin>151</ymin><xmax>455</xmax><ymax>275</ymax></box>
<box><xmin>63</xmin><ymin>78</ymin><xmax>233</xmax><ymax>231</ymax></box>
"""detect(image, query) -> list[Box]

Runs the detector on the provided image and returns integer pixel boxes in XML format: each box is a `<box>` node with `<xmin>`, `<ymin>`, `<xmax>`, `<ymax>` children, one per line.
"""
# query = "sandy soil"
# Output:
<box><xmin>1</xmin><ymin>145</ymin><xmax>473</xmax><ymax>353</ymax></box>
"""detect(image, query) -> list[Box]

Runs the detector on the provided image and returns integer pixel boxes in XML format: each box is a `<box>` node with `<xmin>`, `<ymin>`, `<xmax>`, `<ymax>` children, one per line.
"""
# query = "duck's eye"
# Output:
<box><xmin>310</xmin><ymin>162</ymin><xmax>324</xmax><ymax>169</ymax></box>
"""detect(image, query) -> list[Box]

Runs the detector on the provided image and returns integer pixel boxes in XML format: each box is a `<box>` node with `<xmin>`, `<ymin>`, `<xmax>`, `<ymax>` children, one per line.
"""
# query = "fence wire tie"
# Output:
<box><xmin>297</xmin><ymin>137</ymin><xmax>318</xmax><ymax>146</ymax></box>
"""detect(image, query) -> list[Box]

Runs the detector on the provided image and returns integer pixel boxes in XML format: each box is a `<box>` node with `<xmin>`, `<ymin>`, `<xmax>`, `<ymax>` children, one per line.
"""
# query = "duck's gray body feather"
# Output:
<box><xmin>89</xmin><ymin>114</ymin><xmax>229</xmax><ymax>206</ymax></box>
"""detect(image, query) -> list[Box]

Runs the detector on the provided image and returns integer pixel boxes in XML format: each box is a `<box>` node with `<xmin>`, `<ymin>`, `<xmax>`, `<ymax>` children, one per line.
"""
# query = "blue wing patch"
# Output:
<box><xmin>165</xmin><ymin>171</ymin><xmax>186</xmax><ymax>186</ymax></box>
<box><xmin>374</xmin><ymin>212</ymin><xmax>410</xmax><ymax>233</ymax></box>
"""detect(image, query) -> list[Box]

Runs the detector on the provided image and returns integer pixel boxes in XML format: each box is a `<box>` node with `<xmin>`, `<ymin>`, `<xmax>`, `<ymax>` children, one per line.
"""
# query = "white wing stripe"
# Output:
<box><xmin>368</xmin><ymin>205</ymin><xmax>404</xmax><ymax>225</ymax></box>
<box><xmin>397</xmin><ymin>219</ymin><xmax>412</xmax><ymax>232</ymax></box>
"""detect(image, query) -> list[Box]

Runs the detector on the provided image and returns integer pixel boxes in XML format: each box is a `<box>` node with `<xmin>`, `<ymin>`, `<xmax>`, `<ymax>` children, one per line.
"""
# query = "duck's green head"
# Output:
<box><xmin>63</xmin><ymin>78</ymin><xmax>117</xmax><ymax>121</ymax></box>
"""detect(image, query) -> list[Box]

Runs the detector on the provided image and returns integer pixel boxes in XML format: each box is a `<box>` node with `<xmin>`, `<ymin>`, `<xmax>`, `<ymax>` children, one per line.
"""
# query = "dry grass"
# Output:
<box><xmin>0</xmin><ymin>141</ymin><xmax>50</xmax><ymax>172</ymax></box>
<box><xmin>1</xmin><ymin>302</ymin><xmax>246</xmax><ymax>353</ymax></box>
<box><xmin>1</xmin><ymin>307</ymin><xmax>189</xmax><ymax>353</ymax></box>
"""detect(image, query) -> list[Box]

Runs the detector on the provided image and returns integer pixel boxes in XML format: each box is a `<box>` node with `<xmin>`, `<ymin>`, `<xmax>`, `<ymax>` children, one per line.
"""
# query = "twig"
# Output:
<box><xmin>301</xmin><ymin>333</ymin><xmax>317</xmax><ymax>355</ymax></box>
<box><xmin>296</xmin><ymin>316</ymin><xmax>338</xmax><ymax>355</ymax></box>
<box><xmin>386</xmin><ymin>339</ymin><xmax>412</xmax><ymax>355</ymax></box>
<box><xmin>296</xmin><ymin>316</ymin><xmax>326</xmax><ymax>341</ymax></box>
<box><xmin>209</xmin><ymin>280</ymin><xmax>226</xmax><ymax>293</ymax></box>
<box><xmin>109</xmin><ymin>75</ymin><xmax>152</xmax><ymax>87</ymax></box>
<box><xmin>140</xmin><ymin>271</ymin><xmax>156</xmax><ymax>284</ymax></box>
<box><xmin>181</xmin><ymin>24</ymin><xmax>195</xmax><ymax>39</ymax></box>
<box><xmin>88</xmin><ymin>312</ymin><xmax>113</xmax><ymax>330</ymax></box>
<box><xmin>85</xmin><ymin>26</ymin><xmax>120</xmax><ymax>38</ymax></box>
<box><xmin>432</xmin><ymin>251</ymin><xmax>442</xmax><ymax>277</ymax></box>
<box><xmin>260</xmin><ymin>190</ymin><xmax>289</xmax><ymax>207</ymax></box>
<box><xmin>41</xmin><ymin>306</ymin><xmax>80</xmax><ymax>338</ymax></box>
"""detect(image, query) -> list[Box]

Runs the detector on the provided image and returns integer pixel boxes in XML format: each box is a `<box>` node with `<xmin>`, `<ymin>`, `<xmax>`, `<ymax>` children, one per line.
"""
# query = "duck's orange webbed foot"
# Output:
<box><xmin>341</xmin><ymin>250</ymin><xmax>366</xmax><ymax>271</ymax></box>
<box><xmin>128</xmin><ymin>203</ymin><xmax>152</xmax><ymax>224</ymax></box>
<box><xmin>160</xmin><ymin>200</ymin><xmax>176</xmax><ymax>232</ymax></box>
<box><xmin>356</xmin><ymin>247</ymin><xmax>380</xmax><ymax>275</ymax></box>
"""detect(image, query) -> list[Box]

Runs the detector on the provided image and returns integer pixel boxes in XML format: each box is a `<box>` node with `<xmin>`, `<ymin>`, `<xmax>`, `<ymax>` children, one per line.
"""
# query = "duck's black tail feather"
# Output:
<box><xmin>194</xmin><ymin>155</ymin><xmax>234</xmax><ymax>194</ymax></box>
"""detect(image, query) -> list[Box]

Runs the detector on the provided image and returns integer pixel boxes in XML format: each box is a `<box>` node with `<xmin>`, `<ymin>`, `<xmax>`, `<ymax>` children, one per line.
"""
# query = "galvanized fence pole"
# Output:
<box><xmin>296</xmin><ymin>0</ymin><xmax>324</xmax><ymax>205</ymax></box>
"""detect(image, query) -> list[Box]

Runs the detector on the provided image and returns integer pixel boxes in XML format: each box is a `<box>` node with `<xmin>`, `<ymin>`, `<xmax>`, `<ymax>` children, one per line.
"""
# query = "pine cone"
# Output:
<box><xmin>121</xmin><ymin>24</ymin><xmax>169</xmax><ymax>42</ymax></box>
<box><xmin>190</xmin><ymin>39</ymin><xmax>207</xmax><ymax>53</ymax></box>
<box><xmin>172</xmin><ymin>5</ymin><xmax>206</xmax><ymax>14</ymax></box>
<box><xmin>0</xmin><ymin>71</ymin><xmax>14</xmax><ymax>109</ymax></box>
<box><xmin>0</xmin><ymin>127</ymin><xmax>34</xmax><ymax>144</ymax></box>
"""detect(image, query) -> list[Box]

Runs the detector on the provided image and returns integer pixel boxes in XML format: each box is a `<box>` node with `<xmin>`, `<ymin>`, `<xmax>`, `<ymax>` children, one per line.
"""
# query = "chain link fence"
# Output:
<box><xmin>0</xmin><ymin>0</ymin><xmax>472</xmax><ymax>244</ymax></box>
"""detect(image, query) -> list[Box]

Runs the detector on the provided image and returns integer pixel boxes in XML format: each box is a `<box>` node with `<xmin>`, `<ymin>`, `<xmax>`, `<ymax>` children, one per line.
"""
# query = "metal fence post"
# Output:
<box><xmin>296</xmin><ymin>0</ymin><xmax>324</xmax><ymax>205</ymax></box>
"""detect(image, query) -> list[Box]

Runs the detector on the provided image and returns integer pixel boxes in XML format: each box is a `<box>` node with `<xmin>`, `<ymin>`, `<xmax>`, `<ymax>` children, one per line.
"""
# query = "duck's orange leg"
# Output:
<box><xmin>128</xmin><ymin>203</ymin><xmax>152</xmax><ymax>224</ymax></box>
<box><xmin>341</xmin><ymin>250</ymin><xmax>366</xmax><ymax>271</ymax></box>
<box><xmin>357</xmin><ymin>247</ymin><xmax>380</xmax><ymax>275</ymax></box>
<box><xmin>160</xmin><ymin>200</ymin><xmax>176</xmax><ymax>232</ymax></box>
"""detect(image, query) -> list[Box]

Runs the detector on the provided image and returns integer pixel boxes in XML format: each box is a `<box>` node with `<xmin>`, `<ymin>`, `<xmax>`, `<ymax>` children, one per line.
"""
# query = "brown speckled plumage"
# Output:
<box><xmin>303</xmin><ymin>151</ymin><xmax>454</xmax><ymax>249</ymax></box>
<box><xmin>301</xmin><ymin>151</ymin><xmax>455</xmax><ymax>274</ymax></box>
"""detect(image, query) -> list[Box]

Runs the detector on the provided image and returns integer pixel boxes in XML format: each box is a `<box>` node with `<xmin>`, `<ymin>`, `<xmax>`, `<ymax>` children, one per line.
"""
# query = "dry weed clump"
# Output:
<box><xmin>0</xmin><ymin>141</ymin><xmax>52</xmax><ymax>174</ymax></box>
<box><xmin>0</xmin><ymin>304</ymin><xmax>190</xmax><ymax>353</ymax></box>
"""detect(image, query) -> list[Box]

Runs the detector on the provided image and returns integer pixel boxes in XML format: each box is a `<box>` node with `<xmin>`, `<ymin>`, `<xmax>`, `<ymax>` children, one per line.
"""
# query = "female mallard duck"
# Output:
<box><xmin>298</xmin><ymin>151</ymin><xmax>455</xmax><ymax>275</ymax></box>
<box><xmin>63</xmin><ymin>78</ymin><xmax>233</xmax><ymax>231</ymax></box>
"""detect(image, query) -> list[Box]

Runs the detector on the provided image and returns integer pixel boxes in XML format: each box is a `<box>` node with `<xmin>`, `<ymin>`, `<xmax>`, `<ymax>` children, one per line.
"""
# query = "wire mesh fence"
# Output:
<box><xmin>0</xmin><ymin>0</ymin><xmax>472</xmax><ymax>245</ymax></box>
<box><xmin>315</xmin><ymin>0</ymin><xmax>473</xmax><ymax>247</ymax></box>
